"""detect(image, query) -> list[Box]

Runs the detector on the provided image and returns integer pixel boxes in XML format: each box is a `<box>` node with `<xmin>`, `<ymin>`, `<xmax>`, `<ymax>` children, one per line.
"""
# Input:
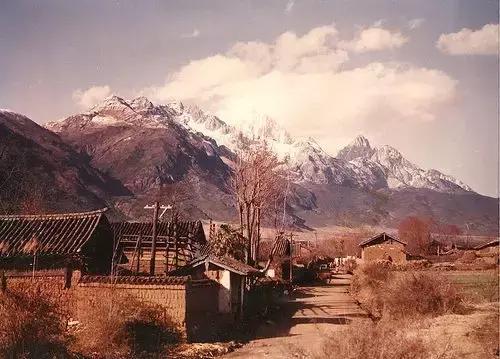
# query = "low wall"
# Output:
<box><xmin>1</xmin><ymin>270</ymin><xmax>222</xmax><ymax>342</ymax></box>
<box><xmin>75</xmin><ymin>276</ymin><xmax>189</xmax><ymax>332</ymax></box>
<box><xmin>1</xmin><ymin>269</ymin><xmax>79</xmax><ymax>317</ymax></box>
<box><xmin>75</xmin><ymin>275</ymin><xmax>220</xmax><ymax>341</ymax></box>
<box><xmin>186</xmin><ymin>279</ymin><xmax>222</xmax><ymax>340</ymax></box>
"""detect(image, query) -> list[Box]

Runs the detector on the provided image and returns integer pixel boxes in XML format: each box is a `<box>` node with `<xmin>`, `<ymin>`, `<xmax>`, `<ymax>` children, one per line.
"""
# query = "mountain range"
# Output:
<box><xmin>0</xmin><ymin>96</ymin><xmax>496</xmax><ymax>233</ymax></box>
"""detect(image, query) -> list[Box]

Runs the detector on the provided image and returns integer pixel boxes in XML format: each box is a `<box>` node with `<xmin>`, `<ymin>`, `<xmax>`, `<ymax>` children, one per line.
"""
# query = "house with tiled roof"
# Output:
<box><xmin>171</xmin><ymin>252</ymin><xmax>260</xmax><ymax>316</ymax></box>
<box><xmin>0</xmin><ymin>208</ymin><xmax>116</xmax><ymax>275</ymax></box>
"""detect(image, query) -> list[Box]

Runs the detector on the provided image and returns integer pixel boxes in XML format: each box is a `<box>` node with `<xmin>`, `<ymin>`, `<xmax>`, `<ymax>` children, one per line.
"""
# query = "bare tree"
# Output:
<box><xmin>398</xmin><ymin>216</ymin><xmax>432</xmax><ymax>255</ymax></box>
<box><xmin>232</xmin><ymin>142</ymin><xmax>285</xmax><ymax>264</ymax></box>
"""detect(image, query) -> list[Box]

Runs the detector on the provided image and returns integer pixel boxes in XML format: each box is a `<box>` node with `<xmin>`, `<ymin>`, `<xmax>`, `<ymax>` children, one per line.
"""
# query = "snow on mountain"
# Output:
<box><xmin>46</xmin><ymin>96</ymin><xmax>473</xmax><ymax>194</ymax></box>
<box><xmin>337</xmin><ymin>136</ymin><xmax>472</xmax><ymax>193</ymax></box>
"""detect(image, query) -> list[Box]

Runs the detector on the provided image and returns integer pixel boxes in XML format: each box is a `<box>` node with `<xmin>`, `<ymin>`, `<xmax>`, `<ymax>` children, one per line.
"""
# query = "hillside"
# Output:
<box><xmin>0</xmin><ymin>109</ymin><xmax>130</xmax><ymax>215</ymax></box>
<box><xmin>43</xmin><ymin>97</ymin><xmax>499</xmax><ymax>233</ymax></box>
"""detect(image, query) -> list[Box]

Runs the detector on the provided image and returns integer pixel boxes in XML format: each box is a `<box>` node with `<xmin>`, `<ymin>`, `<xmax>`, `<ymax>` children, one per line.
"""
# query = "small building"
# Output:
<box><xmin>474</xmin><ymin>238</ymin><xmax>499</xmax><ymax>254</ymax></box>
<box><xmin>0</xmin><ymin>208</ymin><xmax>115</xmax><ymax>276</ymax></box>
<box><xmin>112</xmin><ymin>220</ymin><xmax>207</xmax><ymax>275</ymax></box>
<box><xmin>359</xmin><ymin>232</ymin><xmax>407</xmax><ymax>263</ymax></box>
<box><xmin>172</xmin><ymin>254</ymin><xmax>259</xmax><ymax>317</ymax></box>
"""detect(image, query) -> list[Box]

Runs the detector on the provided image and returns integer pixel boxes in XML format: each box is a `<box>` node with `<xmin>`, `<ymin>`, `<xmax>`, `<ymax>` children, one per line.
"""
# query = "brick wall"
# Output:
<box><xmin>361</xmin><ymin>243</ymin><xmax>407</xmax><ymax>263</ymax></box>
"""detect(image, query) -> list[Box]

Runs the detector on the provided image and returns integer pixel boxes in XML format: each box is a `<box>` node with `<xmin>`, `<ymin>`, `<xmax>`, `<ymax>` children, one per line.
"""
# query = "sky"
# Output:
<box><xmin>0</xmin><ymin>0</ymin><xmax>499</xmax><ymax>197</ymax></box>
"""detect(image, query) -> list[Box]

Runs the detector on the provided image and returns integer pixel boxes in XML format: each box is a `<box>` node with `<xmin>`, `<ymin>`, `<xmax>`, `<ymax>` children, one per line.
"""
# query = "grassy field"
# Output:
<box><xmin>442</xmin><ymin>270</ymin><xmax>499</xmax><ymax>302</ymax></box>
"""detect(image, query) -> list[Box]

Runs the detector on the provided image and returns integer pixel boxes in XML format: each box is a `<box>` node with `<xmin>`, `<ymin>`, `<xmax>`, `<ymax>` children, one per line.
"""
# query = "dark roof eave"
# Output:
<box><xmin>359</xmin><ymin>232</ymin><xmax>407</xmax><ymax>247</ymax></box>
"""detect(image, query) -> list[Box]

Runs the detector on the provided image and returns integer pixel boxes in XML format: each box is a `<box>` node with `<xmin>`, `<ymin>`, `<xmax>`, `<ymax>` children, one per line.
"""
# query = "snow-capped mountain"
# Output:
<box><xmin>337</xmin><ymin>135</ymin><xmax>472</xmax><ymax>193</ymax></box>
<box><xmin>47</xmin><ymin>95</ymin><xmax>472</xmax><ymax>195</ymax></box>
<box><xmin>43</xmin><ymin>95</ymin><xmax>497</xmax><ymax>232</ymax></box>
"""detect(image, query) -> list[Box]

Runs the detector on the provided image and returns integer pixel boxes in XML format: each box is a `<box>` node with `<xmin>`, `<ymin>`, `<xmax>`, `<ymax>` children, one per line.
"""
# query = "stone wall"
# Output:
<box><xmin>361</xmin><ymin>243</ymin><xmax>407</xmax><ymax>263</ymax></box>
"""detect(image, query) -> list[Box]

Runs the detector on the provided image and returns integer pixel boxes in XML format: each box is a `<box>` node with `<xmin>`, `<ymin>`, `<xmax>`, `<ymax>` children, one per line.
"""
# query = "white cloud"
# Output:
<box><xmin>372</xmin><ymin>19</ymin><xmax>386</xmax><ymax>28</ymax></box>
<box><xmin>181</xmin><ymin>28</ymin><xmax>200</xmax><ymax>38</ymax></box>
<box><xmin>72</xmin><ymin>85</ymin><xmax>111</xmax><ymax>108</ymax></box>
<box><xmin>339</xmin><ymin>26</ymin><xmax>408</xmax><ymax>53</ymax></box>
<box><xmin>408</xmin><ymin>18</ymin><xmax>425</xmax><ymax>30</ymax></box>
<box><xmin>285</xmin><ymin>0</ymin><xmax>294</xmax><ymax>14</ymax></box>
<box><xmin>436</xmin><ymin>23</ymin><xmax>499</xmax><ymax>55</ymax></box>
<box><xmin>143</xmin><ymin>25</ymin><xmax>457</xmax><ymax>153</ymax></box>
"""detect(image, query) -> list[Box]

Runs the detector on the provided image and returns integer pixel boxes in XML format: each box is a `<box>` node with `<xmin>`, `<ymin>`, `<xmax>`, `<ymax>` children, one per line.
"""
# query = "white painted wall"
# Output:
<box><xmin>218</xmin><ymin>269</ymin><xmax>231</xmax><ymax>313</ymax></box>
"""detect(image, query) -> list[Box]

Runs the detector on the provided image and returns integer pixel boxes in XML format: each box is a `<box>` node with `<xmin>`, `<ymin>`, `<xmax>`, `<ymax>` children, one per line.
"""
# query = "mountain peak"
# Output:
<box><xmin>336</xmin><ymin>135</ymin><xmax>375</xmax><ymax>161</ymax></box>
<box><xmin>89</xmin><ymin>95</ymin><xmax>131</xmax><ymax>113</ymax></box>
<box><xmin>130</xmin><ymin>96</ymin><xmax>154</xmax><ymax>111</ymax></box>
<box><xmin>351</xmin><ymin>135</ymin><xmax>371</xmax><ymax>148</ymax></box>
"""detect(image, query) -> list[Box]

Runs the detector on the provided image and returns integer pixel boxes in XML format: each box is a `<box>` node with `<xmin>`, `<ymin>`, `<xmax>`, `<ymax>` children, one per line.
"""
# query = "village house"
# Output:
<box><xmin>112</xmin><ymin>220</ymin><xmax>206</xmax><ymax>275</ymax></box>
<box><xmin>0</xmin><ymin>208</ymin><xmax>116</xmax><ymax>281</ymax></box>
<box><xmin>171</xmin><ymin>253</ymin><xmax>260</xmax><ymax>317</ymax></box>
<box><xmin>474</xmin><ymin>238</ymin><xmax>499</xmax><ymax>255</ymax></box>
<box><xmin>359</xmin><ymin>232</ymin><xmax>407</xmax><ymax>263</ymax></box>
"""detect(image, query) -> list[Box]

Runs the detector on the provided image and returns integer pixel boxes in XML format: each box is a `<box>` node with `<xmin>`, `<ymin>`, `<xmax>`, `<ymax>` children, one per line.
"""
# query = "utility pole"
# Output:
<box><xmin>144</xmin><ymin>202</ymin><xmax>173</xmax><ymax>276</ymax></box>
<box><xmin>289</xmin><ymin>232</ymin><xmax>294</xmax><ymax>284</ymax></box>
<box><xmin>150</xmin><ymin>201</ymin><xmax>159</xmax><ymax>276</ymax></box>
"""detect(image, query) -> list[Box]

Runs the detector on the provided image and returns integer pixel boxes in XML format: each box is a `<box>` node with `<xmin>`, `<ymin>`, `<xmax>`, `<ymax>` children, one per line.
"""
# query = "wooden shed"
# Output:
<box><xmin>0</xmin><ymin>208</ymin><xmax>114</xmax><ymax>274</ymax></box>
<box><xmin>112</xmin><ymin>220</ymin><xmax>207</xmax><ymax>274</ymax></box>
<box><xmin>359</xmin><ymin>232</ymin><xmax>407</xmax><ymax>263</ymax></box>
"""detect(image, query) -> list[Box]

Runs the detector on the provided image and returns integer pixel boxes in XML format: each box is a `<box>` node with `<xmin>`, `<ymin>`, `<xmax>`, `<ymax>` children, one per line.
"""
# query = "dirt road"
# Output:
<box><xmin>224</xmin><ymin>274</ymin><xmax>368</xmax><ymax>358</ymax></box>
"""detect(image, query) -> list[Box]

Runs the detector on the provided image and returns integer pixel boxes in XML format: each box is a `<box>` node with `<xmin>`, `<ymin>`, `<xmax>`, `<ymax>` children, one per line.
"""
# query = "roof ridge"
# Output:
<box><xmin>0</xmin><ymin>208</ymin><xmax>108</xmax><ymax>220</ymax></box>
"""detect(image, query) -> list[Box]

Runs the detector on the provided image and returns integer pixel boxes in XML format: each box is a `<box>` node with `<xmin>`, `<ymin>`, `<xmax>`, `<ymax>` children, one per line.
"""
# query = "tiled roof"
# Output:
<box><xmin>79</xmin><ymin>275</ymin><xmax>190</xmax><ymax>285</ymax></box>
<box><xmin>111</xmin><ymin>221</ymin><xmax>206</xmax><ymax>242</ymax></box>
<box><xmin>359</xmin><ymin>232</ymin><xmax>407</xmax><ymax>247</ymax></box>
<box><xmin>0</xmin><ymin>208</ymin><xmax>108</xmax><ymax>257</ymax></box>
<box><xmin>174</xmin><ymin>254</ymin><xmax>259</xmax><ymax>276</ymax></box>
<box><xmin>474</xmin><ymin>238</ymin><xmax>499</xmax><ymax>250</ymax></box>
<box><xmin>272</xmin><ymin>235</ymin><xmax>291</xmax><ymax>257</ymax></box>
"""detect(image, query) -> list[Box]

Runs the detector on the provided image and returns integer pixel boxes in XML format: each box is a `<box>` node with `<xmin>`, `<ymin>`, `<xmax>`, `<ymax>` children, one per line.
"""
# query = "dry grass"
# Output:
<box><xmin>382</xmin><ymin>272</ymin><xmax>465</xmax><ymax>319</ymax></box>
<box><xmin>473</xmin><ymin>312</ymin><xmax>500</xmax><ymax>357</ymax></box>
<box><xmin>351</xmin><ymin>262</ymin><xmax>465</xmax><ymax>319</ymax></box>
<box><xmin>73</xmin><ymin>293</ymin><xmax>180</xmax><ymax>357</ymax></box>
<box><xmin>315</xmin><ymin>321</ymin><xmax>429</xmax><ymax>359</ymax></box>
<box><xmin>0</xmin><ymin>284</ymin><xmax>70</xmax><ymax>358</ymax></box>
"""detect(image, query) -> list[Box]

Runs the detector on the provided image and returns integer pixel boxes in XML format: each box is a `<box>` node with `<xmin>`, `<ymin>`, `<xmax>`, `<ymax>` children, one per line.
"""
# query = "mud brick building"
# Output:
<box><xmin>359</xmin><ymin>232</ymin><xmax>407</xmax><ymax>263</ymax></box>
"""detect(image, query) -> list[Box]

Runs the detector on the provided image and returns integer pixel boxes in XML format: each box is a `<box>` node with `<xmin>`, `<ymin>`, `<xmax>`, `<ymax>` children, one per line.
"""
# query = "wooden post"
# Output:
<box><xmin>174</xmin><ymin>221</ymin><xmax>178</xmax><ymax>270</ymax></box>
<box><xmin>130</xmin><ymin>232</ymin><xmax>142</xmax><ymax>273</ymax></box>
<box><xmin>289</xmin><ymin>232</ymin><xmax>293</xmax><ymax>284</ymax></box>
<box><xmin>150</xmin><ymin>201</ymin><xmax>160</xmax><ymax>276</ymax></box>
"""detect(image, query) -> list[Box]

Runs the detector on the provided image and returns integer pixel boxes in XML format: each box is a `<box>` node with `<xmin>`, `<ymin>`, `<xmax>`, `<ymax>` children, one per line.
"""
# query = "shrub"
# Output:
<box><xmin>316</xmin><ymin>320</ymin><xmax>429</xmax><ymax>359</ymax></box>
<box><xmin>74</xmin><ymin>293</ymin><xmax>180</xmax><ymax>357</ymax></box>
<box><xmin>350</xmin><ymin>262</ymin><xmax>394</xmax><ymax>316</ymax></box>
<box><xmin>382</xmin><ymin>272</ymin><xmax>465</xmax><ymax>319</ymax></box>
<box><xmin>0</xmin><ymin>284</ymin><xmax>70</xmax><ymax>358</ymax></box>
<box><xmin>351</xmin><ymin>263</ymin><xmax>465</xmax><ymax>319</ymax></box>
